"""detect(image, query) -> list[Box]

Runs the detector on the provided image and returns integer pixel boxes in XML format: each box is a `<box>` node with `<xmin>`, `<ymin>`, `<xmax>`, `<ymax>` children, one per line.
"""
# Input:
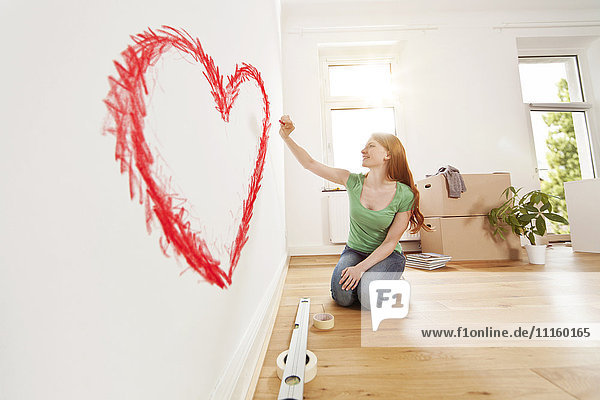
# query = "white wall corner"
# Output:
<box><xmin>208</xmin><ymin>252</ymin><xmax>290</xmax><ymax>400</ymax></box>
<box><xmin>289</xmin><ymin>244</ymin><xmax>346</xmax><ymax>256</ymax></box>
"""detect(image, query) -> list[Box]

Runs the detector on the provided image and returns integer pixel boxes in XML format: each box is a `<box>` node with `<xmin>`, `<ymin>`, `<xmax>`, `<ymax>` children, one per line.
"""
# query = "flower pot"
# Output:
<box><xmin>525</xmin><ymin>244</ymin><xmax>546</xmax><ymax>264</ymax></box>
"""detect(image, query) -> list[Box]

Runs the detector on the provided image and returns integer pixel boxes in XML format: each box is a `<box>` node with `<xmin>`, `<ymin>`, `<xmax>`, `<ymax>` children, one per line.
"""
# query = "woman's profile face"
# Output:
<box><xmin>361</xmin><ymin>137</ymin><xmax>389</xmax><ymax>167</ymax></box>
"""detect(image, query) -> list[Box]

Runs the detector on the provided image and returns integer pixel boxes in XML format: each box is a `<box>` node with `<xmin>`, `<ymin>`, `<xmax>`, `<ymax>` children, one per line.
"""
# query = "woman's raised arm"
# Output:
<box><xmin>279</xmin><ymin>115</ymin><xmax>350</xmax><ymax>186</ymax></box>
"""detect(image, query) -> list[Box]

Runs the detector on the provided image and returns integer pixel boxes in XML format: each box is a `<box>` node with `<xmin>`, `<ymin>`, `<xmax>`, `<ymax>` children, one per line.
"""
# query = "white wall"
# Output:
<box><xmin>0</xmin><ymin>0</ymin><xmax>285</xmax><ymax>399</ymax></box>
<box><xmin>280</xmin><ymin>1</ymin><xmax>600</xmax><ymax>254</ymax></box>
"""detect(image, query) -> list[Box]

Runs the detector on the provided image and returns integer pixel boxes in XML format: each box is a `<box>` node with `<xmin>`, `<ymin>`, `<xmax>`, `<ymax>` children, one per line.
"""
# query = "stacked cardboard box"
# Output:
<box><xmin>416</xmin><ymin>172</ymin><xmax>521</xmax><ymax>261</ymax></box>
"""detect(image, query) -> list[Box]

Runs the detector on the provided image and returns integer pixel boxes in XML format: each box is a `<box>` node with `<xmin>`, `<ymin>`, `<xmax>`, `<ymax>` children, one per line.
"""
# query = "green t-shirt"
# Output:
<box><xmin>345</xmin><ymin>172</ymin><xmax>415</xmax><ymax>254</ymax></box>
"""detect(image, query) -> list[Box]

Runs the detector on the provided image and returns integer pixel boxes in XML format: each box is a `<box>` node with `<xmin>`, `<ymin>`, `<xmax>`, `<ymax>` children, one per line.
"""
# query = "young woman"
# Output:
<box><xmin>279</xmin><ymin>115</ymin><xmax>429</xmax><ymax>310</ymax></box>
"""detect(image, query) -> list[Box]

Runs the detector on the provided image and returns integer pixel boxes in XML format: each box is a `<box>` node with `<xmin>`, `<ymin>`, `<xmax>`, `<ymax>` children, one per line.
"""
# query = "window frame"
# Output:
<box><xmin>517</xmin><ymin>52</ymin><xmax>598</xmax><ymax>179</ymax></box>
<box><xmin>319</xmin><ymin>54</ymin><xmax>404</xmax><ymax>191</ymax></box>
<box><xmin>517</xmin><ymin>51</ymin><xmax>599</xmax><ymax>240</ymax></box>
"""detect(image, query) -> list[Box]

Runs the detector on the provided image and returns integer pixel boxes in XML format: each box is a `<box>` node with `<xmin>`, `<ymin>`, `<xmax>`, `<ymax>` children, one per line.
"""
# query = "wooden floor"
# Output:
<box><xmin>253</xmin><ymin>245</ymin><xmax>600</xmax><ymax>400</ymax></box>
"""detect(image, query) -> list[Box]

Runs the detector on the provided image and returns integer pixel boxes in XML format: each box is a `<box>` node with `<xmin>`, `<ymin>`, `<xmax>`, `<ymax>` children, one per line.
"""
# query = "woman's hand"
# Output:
<box><xmin>279</xmin><ymin>115</ymin><xmax>295</xmax><ymax>139</ymax></box>
<box><xmin>340</xmin><ymin>265</ymin><xmax>364</xmax><ymax>291</ymax></box>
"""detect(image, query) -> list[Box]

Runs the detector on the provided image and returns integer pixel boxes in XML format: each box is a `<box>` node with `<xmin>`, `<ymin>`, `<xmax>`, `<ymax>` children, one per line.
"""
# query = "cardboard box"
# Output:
<box><xmin>420</xmin><ymin>216</ymin><xmax>521</xmax><ymax>261</ymax></box>
<box><xmin>416</xmin><ymin>173</ymin><xmax>511</xmax><ymax>217</ymax></box>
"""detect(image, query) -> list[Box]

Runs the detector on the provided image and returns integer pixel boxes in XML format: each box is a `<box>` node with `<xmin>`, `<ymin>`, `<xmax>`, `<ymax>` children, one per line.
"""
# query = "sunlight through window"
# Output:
<box><xmin>328</xmin><ymin>64</ymin><xmax>392</xmax><ymax>98</ymax></box>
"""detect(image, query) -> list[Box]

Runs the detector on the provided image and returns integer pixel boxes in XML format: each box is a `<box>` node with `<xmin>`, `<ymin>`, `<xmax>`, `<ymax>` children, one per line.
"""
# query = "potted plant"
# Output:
<box><xmin>487</xmin><ymin>186</ymin><xmax>568</xmax><ymax>264</ymax></box>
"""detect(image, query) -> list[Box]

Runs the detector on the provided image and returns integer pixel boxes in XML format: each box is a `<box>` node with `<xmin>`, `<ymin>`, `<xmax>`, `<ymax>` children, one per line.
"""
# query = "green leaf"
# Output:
<box><xmin>502</xmin><ymin>186</ymin><xmax>518</xmax><ymax>200</ymax></box>
<box><xmin>543</xmin><ymin>213</ymin><xmax>568</xmax><ymax>224</ymax></box>
<box><xmin>518</xmin><ymin>214</ymin><xmax>537</xmax><ymax>223</ymax></box>
<box><xmin>492</xmin><ymin>227</ymin><xmax>506</xmax><ymax>241</ymax></box>
<box><xmin>540</xmin><ymin>202</ymin><xmax>550</xmax><ymax>212</ymax></box>
<box><xmin>519</xmin><ymin>207</ymin><xmax>529</xmax><ymax>215</ymax></box>
<box><xmin>528</xmin><ymin>231</ymin><xmax>536</xmax><ymax>245</ymax></box>
<box><xmin>536</xmin><ymin>216</ymin><xmax>546</xmax><ymax>235</ymax></box>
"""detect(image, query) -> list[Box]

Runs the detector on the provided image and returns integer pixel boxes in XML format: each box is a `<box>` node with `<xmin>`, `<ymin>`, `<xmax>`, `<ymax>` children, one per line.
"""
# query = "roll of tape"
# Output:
<box><xmin>276</xmin><ymin>349</ymin><xmax>317</xmax><ymax>383</ymax></box>
<box><xmin>312</xmin><ymin>313</ymin><xmax>334</xmax><ymax>330</ymax></box>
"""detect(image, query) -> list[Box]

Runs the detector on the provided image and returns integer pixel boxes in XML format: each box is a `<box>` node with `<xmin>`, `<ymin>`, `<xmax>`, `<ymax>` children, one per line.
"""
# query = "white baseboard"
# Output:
<box><xmin>288</xmin><ymin>244</ymin><xmax>346</xmax><ymax>255</ymax></box>
<box><xmin>240</xmin><ymin>254</ymin><xmax>290</xmax><ymax>400</ymax></box>
<box><xmin>208</xmin><ymin>252</ymin><xmax>290</xmax><ymax>400</ymax></box>
<box><xmin>289</xmin><ymin>241</ymin><xmax>422</xmax><ymax>256</ymax></box>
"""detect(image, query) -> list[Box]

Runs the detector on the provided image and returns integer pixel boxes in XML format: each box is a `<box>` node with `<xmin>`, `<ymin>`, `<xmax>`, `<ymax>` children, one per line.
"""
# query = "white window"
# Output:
<box><xmin>517</xmin><ymin>55</ymin><xmax>597</xmax><ymax>235</ymax></box>
<box><xmin>319</xmin><ymin>48</ymin><xmax>402</xmax><ymax>190</ymax></box>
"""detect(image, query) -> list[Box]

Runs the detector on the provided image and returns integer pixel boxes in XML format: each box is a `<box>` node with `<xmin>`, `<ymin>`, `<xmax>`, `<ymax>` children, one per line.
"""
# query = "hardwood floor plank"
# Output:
<box><xmin>532</xmin><ymin>364</ymin><xmax>600</xmax><ymax>400</ymax></box>
<box><xmin>254</xmin><ymin>370</ymin><xmax>577</xmax><ymax>399</ymax></box>
<box><xmin>260</xmin><ymin>347</ymin><xmax>600</xmax><ymax>379</ymax></box>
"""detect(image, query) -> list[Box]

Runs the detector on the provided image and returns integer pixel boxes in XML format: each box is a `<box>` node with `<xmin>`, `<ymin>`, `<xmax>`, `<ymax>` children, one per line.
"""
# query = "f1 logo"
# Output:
<box><xmin>369</xmin><ymin>279</ymin><xmax>410</xmax><ymax>331</ymax></box>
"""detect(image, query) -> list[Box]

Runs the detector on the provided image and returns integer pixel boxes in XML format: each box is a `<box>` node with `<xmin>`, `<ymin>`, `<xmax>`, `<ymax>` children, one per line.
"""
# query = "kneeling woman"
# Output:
<box><xmin>279</xmin><ymin>115</ymin><xmax>429</xmax><ymax>310</ymax></box>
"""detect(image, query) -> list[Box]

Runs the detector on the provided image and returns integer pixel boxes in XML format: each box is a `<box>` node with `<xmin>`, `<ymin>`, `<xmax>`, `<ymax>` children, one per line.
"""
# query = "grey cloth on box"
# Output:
<box><xmin>426</xmin><ymin>165</ymin><xmax>467</xmax><ymax>198</ymax></box>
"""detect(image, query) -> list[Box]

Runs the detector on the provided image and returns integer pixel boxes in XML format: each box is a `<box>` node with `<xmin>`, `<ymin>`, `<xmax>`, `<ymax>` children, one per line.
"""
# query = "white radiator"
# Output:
<box><xmin>327</xmin><ymin>193</ymin><xmax>421</xmax><ymax>244</ymax></box>
<box><xmin>328</xmin><ymin>193</ymin><xmax>350</xmax><ymax>243</ymax></box>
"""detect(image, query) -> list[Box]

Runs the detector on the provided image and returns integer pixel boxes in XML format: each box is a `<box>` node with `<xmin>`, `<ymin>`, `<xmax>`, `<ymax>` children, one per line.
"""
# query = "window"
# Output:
<box><xmin>518</xmin><ymin>55</ymin><xmax>596</xmax><ymax>235</ymax></box>
<box><xmin>319</xmin><ymin>50</ymin><xmax>402</xmax><ymax>190</ymax></box>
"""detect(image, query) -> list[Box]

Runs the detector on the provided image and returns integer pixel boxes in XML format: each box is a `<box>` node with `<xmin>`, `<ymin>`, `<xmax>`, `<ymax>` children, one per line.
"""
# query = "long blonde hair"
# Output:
<box><xmin>369</xmin><ymin>133</ymin><xmax>431</xmax><ymax>234</ymax></box>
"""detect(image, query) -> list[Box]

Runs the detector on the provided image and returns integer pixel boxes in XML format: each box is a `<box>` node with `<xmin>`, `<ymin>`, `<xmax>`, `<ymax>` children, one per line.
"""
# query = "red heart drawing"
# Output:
<box><xmin>103</xmin><ymin>26</ymin><xmax>271</xmax><ymax>289</ymax></box>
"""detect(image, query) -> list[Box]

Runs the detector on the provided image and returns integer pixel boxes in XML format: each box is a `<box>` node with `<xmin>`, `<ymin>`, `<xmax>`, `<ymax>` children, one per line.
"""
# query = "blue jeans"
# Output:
<box><xmin>330</xmin><ymin>245</ymin><xmax>406</xmax><ymax>310</ymax></box>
